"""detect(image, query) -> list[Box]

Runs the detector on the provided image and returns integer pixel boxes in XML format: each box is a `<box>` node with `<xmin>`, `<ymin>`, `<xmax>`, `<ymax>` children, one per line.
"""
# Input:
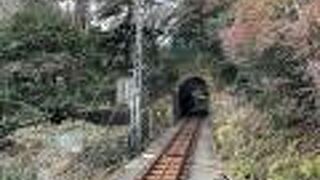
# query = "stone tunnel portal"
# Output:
<box><xmin>177</xmin><ymin>77</ymin><xmax>209</xmax><ymax>119</ymax></box>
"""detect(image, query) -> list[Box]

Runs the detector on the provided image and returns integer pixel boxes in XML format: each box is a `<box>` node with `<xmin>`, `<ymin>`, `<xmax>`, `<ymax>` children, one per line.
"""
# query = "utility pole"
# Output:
<box><xmin>129</xmin><ymin>0</ymin><xmax>145</xmax><ymax>151</ymax></box>
<box><xmin>2</xmin><ymin>77</ymin><xmax>8</xmax><ymax>127</ymax></box>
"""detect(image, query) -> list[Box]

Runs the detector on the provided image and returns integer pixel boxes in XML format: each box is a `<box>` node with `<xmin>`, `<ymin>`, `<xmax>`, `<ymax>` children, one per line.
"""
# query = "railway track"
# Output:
<box><xmin>136</xmin><ymin>119</ymin><xmax>201</xmax><ymax>180</ymax></box>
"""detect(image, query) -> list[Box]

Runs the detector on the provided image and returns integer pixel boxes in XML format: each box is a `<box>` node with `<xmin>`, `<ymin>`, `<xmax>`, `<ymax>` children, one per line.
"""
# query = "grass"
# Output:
<box><xmin>211</xmin><ymin>91</ymin><xmax>320</xmax><ymax>180</ymax></box>
<box><xmin>0</xmin><ymin>120</ymin><xmax>129</xmax><ymax>180</ymax></box>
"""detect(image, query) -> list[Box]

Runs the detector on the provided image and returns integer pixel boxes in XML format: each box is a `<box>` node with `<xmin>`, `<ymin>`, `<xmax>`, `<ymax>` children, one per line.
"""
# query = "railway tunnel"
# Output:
<box><xmin>176</xmin><ymin>76</ymin><xmax>210</xmax><ymax>119</ymax></box>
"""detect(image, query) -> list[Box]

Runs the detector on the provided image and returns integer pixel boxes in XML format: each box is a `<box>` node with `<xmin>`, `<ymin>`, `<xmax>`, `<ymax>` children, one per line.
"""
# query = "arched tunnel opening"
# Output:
<box><xmin>177</xmin><ymin>77</ymin><xmax>209</xmax><ymax>119</ymax></box>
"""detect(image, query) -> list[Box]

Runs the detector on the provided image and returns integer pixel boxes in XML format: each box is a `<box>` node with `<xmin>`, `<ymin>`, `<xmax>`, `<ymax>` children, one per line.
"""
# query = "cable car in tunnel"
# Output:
<box><xmin>189</xmin><ymin>88</ymin><xmax>209</xmax><ymax>117</ymax></box>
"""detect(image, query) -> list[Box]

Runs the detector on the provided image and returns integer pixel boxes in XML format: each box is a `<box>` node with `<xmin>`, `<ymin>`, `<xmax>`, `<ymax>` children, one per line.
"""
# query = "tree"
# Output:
<box><xmin>74</xmin><ymin>0</ymin><xmax>89</xmax><ymax>31</ymax></box>
<box><xmin>217</xmin><ymin>0</ymin><xmax>320</xmax><ymax>127</ymax></box>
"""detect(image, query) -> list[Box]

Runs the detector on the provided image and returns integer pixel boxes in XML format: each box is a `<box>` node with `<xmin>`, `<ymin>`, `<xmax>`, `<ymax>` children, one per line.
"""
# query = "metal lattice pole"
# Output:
<box><xmin>129</xmin><ymin>0</ymin><xmax>144</xmax><ymax>151</ymax></box>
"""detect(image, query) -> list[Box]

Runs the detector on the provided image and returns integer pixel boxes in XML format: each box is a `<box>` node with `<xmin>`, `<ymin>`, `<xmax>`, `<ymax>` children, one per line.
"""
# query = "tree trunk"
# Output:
<box><xmin>74</xmin><ymin>0</ymin><xmax>89</xmax><ymax>31</ymax></box>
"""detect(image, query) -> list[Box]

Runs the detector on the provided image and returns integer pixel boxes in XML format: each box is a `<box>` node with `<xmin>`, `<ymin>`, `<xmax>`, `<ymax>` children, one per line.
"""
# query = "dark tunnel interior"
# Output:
<box><xmin>178</xmin><ymin>77</ymin><xmax>209</xmax><ymax>118</ymax></box>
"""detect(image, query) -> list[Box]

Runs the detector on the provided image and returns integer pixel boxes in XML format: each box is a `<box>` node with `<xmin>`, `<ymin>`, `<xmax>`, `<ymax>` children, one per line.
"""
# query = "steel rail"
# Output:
<box><xmin>135</xmin><ymin>119</ymin><xmax>201</xmax><ymax>180</ymax></box>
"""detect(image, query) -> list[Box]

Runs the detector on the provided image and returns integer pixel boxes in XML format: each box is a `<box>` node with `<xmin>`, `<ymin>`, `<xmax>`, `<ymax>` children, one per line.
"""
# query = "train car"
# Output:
<box><xmin>189</xmin><ymin>89</ymin><xmax>209</xmax><ymax>117</ymax></box>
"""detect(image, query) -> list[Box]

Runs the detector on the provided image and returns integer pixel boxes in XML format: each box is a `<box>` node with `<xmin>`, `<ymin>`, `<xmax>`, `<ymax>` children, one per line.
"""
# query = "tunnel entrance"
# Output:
<box><xmin>177</xmin><ymin>77</ymin><xmax>209</xmax><ymax>118</ymax></box>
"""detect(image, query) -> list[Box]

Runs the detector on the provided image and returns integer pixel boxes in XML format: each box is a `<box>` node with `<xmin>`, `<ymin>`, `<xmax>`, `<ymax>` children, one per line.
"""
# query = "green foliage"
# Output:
<box><xmin>217</xmin><ymin>43</ymin><xmax>318</xmax><ymax>129</ymax></box>
<box><xmin>213</xmin><ymin>61</ymin><xmax>238</xmax><ymax>86</ymax></box>
<box><xmin>0</xmin><ymin>165</ymin><xmax>37</xmax><ymax>180</ymax></box>
<box><xmin>0</xmin><ymin>4</ymin><xmax>89</xmax><ymax>61</ymax></box>
<box><xmin>213</xmin><ymin>97</ymin><xmax>320</xmax><ymax>180</ymax></box>
<box><xmin>268</xmin><ymin>155</ymin><xmax>320</xmax><ymax>180</ymax></box>
<box><xmin>0</xmin><ymin>3</ymin><xmax>124</xmax><ymax>136</ymax></box>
